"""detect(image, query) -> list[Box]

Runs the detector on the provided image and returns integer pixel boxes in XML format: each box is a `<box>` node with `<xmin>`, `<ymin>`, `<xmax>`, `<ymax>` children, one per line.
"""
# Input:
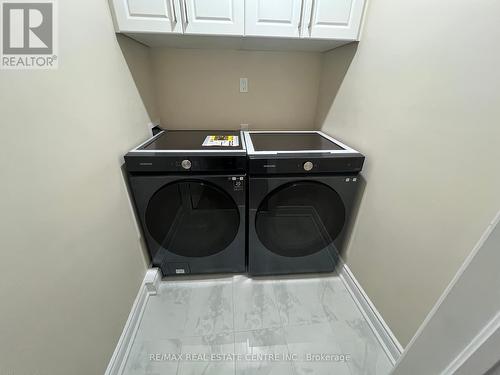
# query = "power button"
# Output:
<box><xmin>181</xmin><ymin>159</ymin><xmax>192</xmax><ymax>170</ymax></box>
<box><xmin>303</xmin><ymin>161</ymin><xmax>314</xmax><ymax>171</ymax></box>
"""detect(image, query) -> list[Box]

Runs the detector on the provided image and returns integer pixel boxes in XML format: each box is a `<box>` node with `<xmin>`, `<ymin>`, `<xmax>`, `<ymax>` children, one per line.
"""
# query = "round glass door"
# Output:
<box><xmin>145</xmin><ymin>180</ymin><xmax>239</xmax><ymax>257</ymax></box>
<box><xmin>256</xmin><ymin>181</ymin><xmax>345</xmax><ymax>257</ymax></box>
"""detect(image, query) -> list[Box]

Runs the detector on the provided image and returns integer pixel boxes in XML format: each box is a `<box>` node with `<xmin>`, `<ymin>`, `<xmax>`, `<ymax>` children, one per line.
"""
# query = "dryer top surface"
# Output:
<box><xmin>250</xmin><ymin>132</ymin><xmax>343</xmax><ymax>152</ymax></box>
<box><xmin>244</xmin><ymin>131</ymin><xmax>359</xmax><ymax>156</ymax></box>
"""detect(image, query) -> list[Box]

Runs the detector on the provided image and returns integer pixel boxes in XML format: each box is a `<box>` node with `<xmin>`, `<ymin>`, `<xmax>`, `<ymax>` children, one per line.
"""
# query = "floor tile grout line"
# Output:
<box><xmin>177</xmin><ymin>286</ymin><xmax>191</xmax><ymax>359</ymax></box>
<box><xmin>232</xmin><ymin>324</ymin><xmax>285</xmax><ymax>335</ymax></box>
<box><xmin>174</xmin><ymin>357</ymin><xmax>181</xmax><ymax>375</ymax></box>
<box><xmin>162</xmin><ymin>320</ymin><xmax>343</xmax><ymax>340</ymax></box>
<box><xmin>175</xmin><ymin>287</ymin><xmax>187</xmax><ymax>375</ymax></box>
<box><xmin>272</xmin><ymin>279</ymin><xmax>299</xmax><ymax>375</ymax></box>
<box><xmin>272</xmin><ymin>279</ymin><xmax>286</xmax><ymax>330</ymax></box>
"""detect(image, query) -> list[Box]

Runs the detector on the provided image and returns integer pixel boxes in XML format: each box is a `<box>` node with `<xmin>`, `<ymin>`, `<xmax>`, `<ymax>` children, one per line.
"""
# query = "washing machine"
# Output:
<box><xmin>125</xmin><ymin>130</ymin><xmax>246</xmax><ymax>276</ymax></box>
<box><xmin>244</xmin><ymin>131</ymin><xmax>365</xmax><ymax>276</ymax></box>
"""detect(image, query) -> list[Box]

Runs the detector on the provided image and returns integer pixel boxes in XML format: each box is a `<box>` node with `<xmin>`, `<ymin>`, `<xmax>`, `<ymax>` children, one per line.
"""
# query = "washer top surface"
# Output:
<box><xmin>125</xmin><ymin>130</ymin><xmax>247</xmax><ymax>173</ymax></box>
<box><xmin>250</xmin><ymin>132</ymin><xmax>344</xmax><ymax>152</ymax></box>
<box><xmin>139</xmin><ymin>130</ymin><xmax>244</xmax><ymax>152</ymax></box>
<box><xmin>244</xmin><ymin>131</ymin><xmax>358</xmax><ymax>155</ymax></box>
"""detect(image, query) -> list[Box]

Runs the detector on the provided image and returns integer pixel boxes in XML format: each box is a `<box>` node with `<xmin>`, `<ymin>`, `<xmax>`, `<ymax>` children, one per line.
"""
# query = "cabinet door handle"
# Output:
<box><xmin>298</xmin><ymin>0</ymin><xmax>304</xmax><ymax>30</ymax></box>
<box><xmin>308</xmin><ymin>0</ymin><xmax>315</xmax><ymax>32</ymax></box>
<box><xmin>170</xmin><ymin>0</ymin><xmax>177</xmax><ymax>23</ymax></box>
<box><xmin>183</xmin><ymin>0</ymin><xmax>189</xmax><ymax>24</ymax></box>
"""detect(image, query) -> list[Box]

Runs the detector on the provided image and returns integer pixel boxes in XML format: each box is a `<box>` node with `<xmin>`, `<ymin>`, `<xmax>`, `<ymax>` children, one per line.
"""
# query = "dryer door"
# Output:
<box><xmin>145</xmin><ymin>179</ymin><xmax>240</xmax><ymax>258</ymax></box>
<box><xmin>255</xmin><ymin>180</ymin><xmax>346</xmax><ymax>257</ymax></box>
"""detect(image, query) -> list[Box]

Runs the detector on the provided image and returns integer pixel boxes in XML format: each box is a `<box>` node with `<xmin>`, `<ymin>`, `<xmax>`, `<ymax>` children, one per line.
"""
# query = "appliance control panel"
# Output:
<box><xmin>229</xmin><ymin>176</ymin><xmax>245</xmax><ymax>191</ymax></box>
<box><xmin>125</xmin><ymin>154</ymin><xmax>246</xmax><ymax>173</ymax></box>
<box><xmin>248</xmin><ymin>154</ymin><xmax>365</xmax><ymax>175</ymax></box>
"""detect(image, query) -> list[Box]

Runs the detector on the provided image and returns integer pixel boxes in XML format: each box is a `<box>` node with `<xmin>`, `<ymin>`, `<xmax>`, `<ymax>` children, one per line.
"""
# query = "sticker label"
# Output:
<box><xmin>202</xmin><ymin>135</ymin><xmax>239</xmax><ymax>147</ymax></box>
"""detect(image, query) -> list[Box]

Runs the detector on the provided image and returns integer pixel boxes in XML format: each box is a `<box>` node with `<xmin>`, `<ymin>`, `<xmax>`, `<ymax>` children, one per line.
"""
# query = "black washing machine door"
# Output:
<box><xmin>248</xmin><ymin>175</ymin><xmax>360</xmax><ymax>275</ymax></box>
<box><xmin>146</xmin><ymin>180</ymin><xmax>239</xmax><ymax>257</ymax></box>
<box><xmin>128</xmin><ymin>174</ymin><xmax>246</xmax><ymax>275</ymax></box>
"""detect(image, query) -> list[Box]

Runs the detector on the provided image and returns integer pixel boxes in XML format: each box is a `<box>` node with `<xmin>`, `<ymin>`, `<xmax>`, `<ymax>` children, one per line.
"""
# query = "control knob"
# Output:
<box><xmin>303</xmin><ymin>161</ymin><xmax>314</xmax><ymax>171</ymax></box>
<box><xmin>181</xmin><ymin>159</ymin><xmax>192</xmax><ymax>170</ymax></box>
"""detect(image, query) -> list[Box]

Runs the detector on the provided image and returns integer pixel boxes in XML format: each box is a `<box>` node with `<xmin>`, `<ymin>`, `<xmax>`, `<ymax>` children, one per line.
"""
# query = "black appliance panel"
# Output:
<box><xmin>128</xmin><ymin>174</ymin><xmax>246</xmax><ymax>275</ymax></box>
<box><xmin>146</xmin><ymin>180</ymin><xmax>240</xmax><ymax>257</ymax></box>
<box><xmin>248</xmin><ymin>154</ymin><xmax>364</xmax><ymax>175</ymax></box>
<box><xmin>125</xmin><ymin>154</ymin><xmax>246</xmax><ymax>173</ymax></box>
<box><xmin>248</xmin><ymin>175</ymin><xmax>360</xmax><ymax>276</ymax></box>
<box><xmin>255</xmin><ymin>181</ymin><xmax>346</xmax><ymax>257</ymax></box>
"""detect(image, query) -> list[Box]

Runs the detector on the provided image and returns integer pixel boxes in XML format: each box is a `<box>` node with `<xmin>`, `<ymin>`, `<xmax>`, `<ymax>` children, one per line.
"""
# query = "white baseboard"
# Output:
<box><xmin>443</xmin><ymin>311</ymin><xmax>500</xmax><ymax>375</ymax></box>
<box><xmin>105</xmin><ymin>268</ymin><xmax>161</xmax><ymax>375</ymax></box>
<box><xmin>339</xmin><ymin>263</ymin><xmax>404</xmax><ymax>365</ymax></box>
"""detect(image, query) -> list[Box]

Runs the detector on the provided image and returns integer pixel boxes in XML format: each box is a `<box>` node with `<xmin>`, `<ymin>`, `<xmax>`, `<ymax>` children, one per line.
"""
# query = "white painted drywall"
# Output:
<box><xmin>0</xmin><ymin>1</ymin><xmax>152</xmax><ymax>374</ymax></box>
<box><xmin>117</xmin><ymin>34</ymin><xmax>159</xmax><ymax>124</ymax></box>
<box><xmin>151</xmin><ymin>48</ymin><xmax>322</xmax><ymax>130</ymax></box>
<box><xmin>392</xmin><ymin>212</ymin><xmax>500</xmax><ymax>374</ymax></box>
<box><xmin>317</xmin><ymin>0</ymin><xmax>500</xmax><ymax>345</ymax></box>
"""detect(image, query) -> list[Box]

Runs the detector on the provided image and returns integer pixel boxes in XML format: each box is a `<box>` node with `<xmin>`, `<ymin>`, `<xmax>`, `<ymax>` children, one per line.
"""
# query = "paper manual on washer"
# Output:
<box><xmin>202</xmin><ymin>135</ymin><xmax>239</xmax><ymax>147</ymax></box>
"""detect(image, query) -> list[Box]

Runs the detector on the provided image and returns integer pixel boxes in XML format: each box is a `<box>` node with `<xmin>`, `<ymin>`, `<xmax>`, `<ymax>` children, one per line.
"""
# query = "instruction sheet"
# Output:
<box><xmin>202</xmin><ymin>135</ymin><xmax>239</xmax><ymax>147</ymax></box>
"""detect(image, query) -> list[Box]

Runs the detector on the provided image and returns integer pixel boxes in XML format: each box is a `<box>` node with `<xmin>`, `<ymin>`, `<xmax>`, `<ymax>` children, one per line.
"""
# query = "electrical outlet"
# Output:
<box><xmin>240</xmin><ymin>78</ymin><xmax>248</xmax><ymax>93</ymax></box>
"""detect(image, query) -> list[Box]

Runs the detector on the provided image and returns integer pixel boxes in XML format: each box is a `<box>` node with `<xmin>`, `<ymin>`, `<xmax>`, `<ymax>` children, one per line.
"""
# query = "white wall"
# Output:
<box><xmin>118</xmin><ymin>35</ymin><xmax>160</xmax><ymax>125</ymax></box>
<box><xmin>151</xmin><ymin>48</ymin><xmax>322</xmax><ymax>130</ymax></box>
<box><xmin>393</xmin><ymin>212</ymin><xmax>500</xmax><ymax>374</ymax></box>
<box><xmin>0</xmin><ymin>0</ymin><xmax>152</xmax><ymax>374</ymax></box>
<box><xmin>317</xmin><ymin>0</ymin><xmax>500</xmax><ymax>345</ymax></box>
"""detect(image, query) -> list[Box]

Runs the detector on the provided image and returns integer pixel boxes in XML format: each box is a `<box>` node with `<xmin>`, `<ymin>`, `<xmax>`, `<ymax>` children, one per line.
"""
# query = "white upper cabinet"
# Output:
<box><xmin>305</xmin><ymin>0</ymin><xmax>365</xmax><ymax>40</ymax></box>
<box><xmin>245</xmin><ymin>0</ymin><xmax>305</xmax><ymax>38</ymax></box>
<box><xmin>181</xmin><ymin>0</ymin><xmax>245</xmax><ymax>36</ymax></box>
<box><xmin>109</xmin><ymin>0</ymin><xmax>367</xmax><ymax>49</ymax></box>
<box><xmin>111</xmin><ymin>0</ymin><xmax>182</xmax><ymax>33</ymax></box>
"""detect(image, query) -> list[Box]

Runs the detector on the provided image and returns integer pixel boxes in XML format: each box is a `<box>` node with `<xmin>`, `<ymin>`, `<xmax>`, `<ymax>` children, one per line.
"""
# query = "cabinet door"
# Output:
<box><xmin>245</xmin><ymin>0</ymin><xmax>305</xmax><ymax>38</ymax></box>
<box><xmin>305</xmin><ymin>0</ymin><xmax>365</xmax><ymax>40</ymax></box>
<box><xmin>111</xmin><ymin>0</ymin><xmax>182</xmax><ymax>33</ymax></box>
<box><xmin>181</xmin><ymin>0</ymin><xmax>244</xmax><ymax>36</ymax></box>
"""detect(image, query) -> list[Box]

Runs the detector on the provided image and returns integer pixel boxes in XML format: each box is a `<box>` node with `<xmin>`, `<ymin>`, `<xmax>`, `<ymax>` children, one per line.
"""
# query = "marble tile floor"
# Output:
<box><xmin>122</xmin><ymin>274</ymin><xmax>393</xmax><ymax>375</ymax></box>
